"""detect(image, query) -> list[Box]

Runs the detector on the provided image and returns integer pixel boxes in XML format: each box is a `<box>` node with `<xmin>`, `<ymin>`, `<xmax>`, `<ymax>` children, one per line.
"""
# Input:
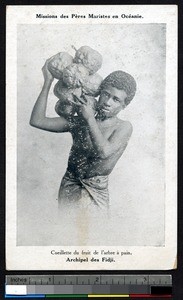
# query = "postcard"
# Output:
<box><xmin>6</xmin><ymin>5</ymin><xmax>177</xmax><ymax>270</ymax></box>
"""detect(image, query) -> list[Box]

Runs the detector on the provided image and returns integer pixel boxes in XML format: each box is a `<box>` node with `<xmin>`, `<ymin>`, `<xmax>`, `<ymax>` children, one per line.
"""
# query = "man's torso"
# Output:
<box><xmin>67</xmin><ymin>117</ymin><xmax>128</xmax><ymax>178</ymax></box>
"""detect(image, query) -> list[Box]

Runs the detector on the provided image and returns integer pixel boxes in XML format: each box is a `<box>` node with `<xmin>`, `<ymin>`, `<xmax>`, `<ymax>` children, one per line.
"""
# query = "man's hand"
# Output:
<box><xmin>42</xmin><ymin>58</ymin><xmax>54</xmax><ymax>84</ymax></box>
<box><xmin>72</xmin><ymin>93</ymin><xmax>96</xmax><ymax>120</ymax></box>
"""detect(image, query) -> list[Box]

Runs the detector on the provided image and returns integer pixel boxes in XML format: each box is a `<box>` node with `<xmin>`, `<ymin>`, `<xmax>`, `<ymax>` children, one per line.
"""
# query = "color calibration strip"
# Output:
<box><xmin>5</xmin><ymin>275</ymin><xmax>172</xmax><ymax>298</ymax></box>
<box><xmin>5</xmin><ymin>295</ymin><xmax>172</xmax><ymax>298</ymax></box>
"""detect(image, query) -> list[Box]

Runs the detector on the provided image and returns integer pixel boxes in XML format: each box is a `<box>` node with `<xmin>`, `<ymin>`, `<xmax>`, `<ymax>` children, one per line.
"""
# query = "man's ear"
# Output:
<box><xmin>124</xmin><ymin>97</ymin><xmax>129</xmax><ymax>107</ymax></box>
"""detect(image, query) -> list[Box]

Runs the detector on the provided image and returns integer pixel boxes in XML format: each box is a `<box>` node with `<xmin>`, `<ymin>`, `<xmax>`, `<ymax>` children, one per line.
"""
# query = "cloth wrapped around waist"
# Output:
<box><xmin>58</xmin><ymin>172</ymin><xmax>109</xmax><ymax>209</ymax></box>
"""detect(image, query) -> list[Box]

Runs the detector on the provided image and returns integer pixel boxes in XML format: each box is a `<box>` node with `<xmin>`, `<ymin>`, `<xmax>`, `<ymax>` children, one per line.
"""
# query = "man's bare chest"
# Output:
<box><xmin>73</xmin><ymin>124</ymin><xmax>114</xmax><ymax>144</ymax></box>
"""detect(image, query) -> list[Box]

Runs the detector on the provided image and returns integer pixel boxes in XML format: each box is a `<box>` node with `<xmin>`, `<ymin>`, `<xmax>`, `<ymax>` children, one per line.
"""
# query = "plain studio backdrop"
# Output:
<box><xmin>17</xmin><ymin>24</ymin><xmax>165</xmax><ymax>246</ymax></box>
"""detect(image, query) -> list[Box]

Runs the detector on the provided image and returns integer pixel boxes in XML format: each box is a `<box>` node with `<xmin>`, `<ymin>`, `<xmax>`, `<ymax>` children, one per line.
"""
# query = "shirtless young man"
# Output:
<box><xmin>30</xmin><ymin>60</ymin><xmax>136</xmax><ymax>210</ymax></box>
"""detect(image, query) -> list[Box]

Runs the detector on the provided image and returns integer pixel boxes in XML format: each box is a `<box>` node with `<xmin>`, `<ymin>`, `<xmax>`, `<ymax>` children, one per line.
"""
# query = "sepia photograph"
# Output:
<box><xmin>6</xmin><ymin>5</ymin><xmax>177</xmax><ymax>270</ymax></box>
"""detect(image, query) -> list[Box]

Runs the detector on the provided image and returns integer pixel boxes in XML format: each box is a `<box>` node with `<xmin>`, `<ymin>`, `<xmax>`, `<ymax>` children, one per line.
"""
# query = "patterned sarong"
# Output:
<box><xmin>58</xmin><ymin>172</ymin><xmax>109</xmax><ymax>209</ymax></box>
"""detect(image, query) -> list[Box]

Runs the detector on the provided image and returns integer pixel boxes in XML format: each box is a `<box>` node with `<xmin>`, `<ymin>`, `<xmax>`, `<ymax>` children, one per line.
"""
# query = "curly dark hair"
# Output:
<box><xmin>99</xmin><ymin>70</ymin><xmax>137</xmax><ymax>106</ymax></box>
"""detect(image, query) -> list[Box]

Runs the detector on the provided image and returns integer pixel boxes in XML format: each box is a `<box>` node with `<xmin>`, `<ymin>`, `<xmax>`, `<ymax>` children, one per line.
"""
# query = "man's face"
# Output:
<box><xmin>97</xmin><ymin>85</ymin><xmax>127</xmax><ymax>118</ymax></box>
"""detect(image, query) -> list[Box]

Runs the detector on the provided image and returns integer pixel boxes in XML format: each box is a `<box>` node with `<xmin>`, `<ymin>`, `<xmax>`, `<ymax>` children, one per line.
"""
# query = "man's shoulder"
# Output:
<box><xmin>116</xmin><ymin>119</ymin><xmax>133</xmax><ymax>134</ymax></box>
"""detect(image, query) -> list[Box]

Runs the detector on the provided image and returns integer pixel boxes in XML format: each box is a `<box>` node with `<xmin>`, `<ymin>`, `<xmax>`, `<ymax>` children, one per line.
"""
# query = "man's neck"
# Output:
<box><xmin>96</xmin><ymin>114</ymin><xmax>119</xmax><ymax>126</ymax></box>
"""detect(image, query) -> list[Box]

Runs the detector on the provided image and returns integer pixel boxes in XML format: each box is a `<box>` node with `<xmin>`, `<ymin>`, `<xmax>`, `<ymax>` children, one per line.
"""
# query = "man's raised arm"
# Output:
<box><xmin>30</xmin><ymin>60</ymin><xmax>70</xmax><ymax>133</ymax></box>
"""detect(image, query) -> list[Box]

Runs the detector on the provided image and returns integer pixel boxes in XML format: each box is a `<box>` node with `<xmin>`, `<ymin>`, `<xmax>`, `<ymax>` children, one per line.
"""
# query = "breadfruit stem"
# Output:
<box><xmin>71</xmin><ymin>45</ymin><xmax>77</xmax><ymax>52</ymax></box>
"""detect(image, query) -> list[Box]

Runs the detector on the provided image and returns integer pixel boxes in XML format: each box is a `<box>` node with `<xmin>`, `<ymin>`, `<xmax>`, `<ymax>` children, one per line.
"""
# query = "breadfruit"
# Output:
<box><xmin>73</xmin><ymin>46</ymin><xmax>102</xmax><ymax>75</ymax></box>
<box><xmin>54</xmin><ymin>79</ymin><xmax>82</xmax><ymax>103</ymax></box>
<box><xmin>55</xmin><ymin>99</ymin><xmax>75</xmax><ymax>117</ymax></box>
<box><xmin>48</xmin><ymin>52</ymin><xmax>73</xmax><ymax>79</ymax></box>
<box><xmin>63</xmin><ymin>63</ymin><xmax>89</xmax><ymax>89</ymax></box>
<box><xmin>82</xmin><ymin>73</ymin><xmax>103</xmax><ymax>96</ymax></box>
